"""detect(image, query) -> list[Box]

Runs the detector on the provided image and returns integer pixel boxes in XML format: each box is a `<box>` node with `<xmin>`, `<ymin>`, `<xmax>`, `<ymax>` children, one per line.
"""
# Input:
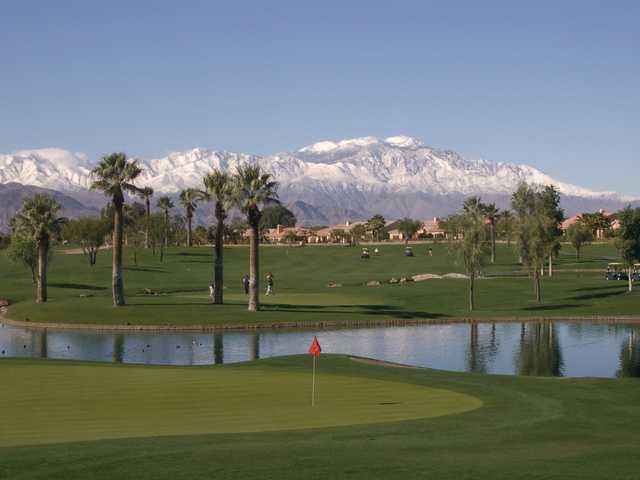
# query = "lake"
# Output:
<box><xmin>1</xmin><ymin>321</ymin><xmax>639</xmax><ymax>378</ymax></box>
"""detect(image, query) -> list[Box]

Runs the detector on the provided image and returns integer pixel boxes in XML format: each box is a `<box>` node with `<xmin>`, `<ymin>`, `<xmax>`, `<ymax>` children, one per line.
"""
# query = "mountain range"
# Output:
<box><xmin>0</xmin><ymin>136</ymin><xmax>636</xmax><ymax>230</ymax></box>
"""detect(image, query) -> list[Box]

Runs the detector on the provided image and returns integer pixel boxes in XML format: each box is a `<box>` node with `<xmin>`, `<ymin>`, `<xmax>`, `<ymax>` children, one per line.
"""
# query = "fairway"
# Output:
<box><xmin>0</xmin><ymin>358</ymin><xmax>480</xmax><ymax>447</ymax></box>
<box><xmin>1</xmin><ymin>242</ymin><xmax>638</xmax><ymax>328</ymax></box>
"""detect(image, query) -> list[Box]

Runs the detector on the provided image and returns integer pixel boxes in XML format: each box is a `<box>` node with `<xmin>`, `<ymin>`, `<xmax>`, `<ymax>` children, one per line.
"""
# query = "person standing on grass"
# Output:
<box><xmin>242</xmin><ymin>274</ymin><xmax>250</xmax><ymax>294</ymax></box>
<box><xmin>265</xmin><ymin>272</ymin><xmax>274</xmax><ymax>296</ymax></box>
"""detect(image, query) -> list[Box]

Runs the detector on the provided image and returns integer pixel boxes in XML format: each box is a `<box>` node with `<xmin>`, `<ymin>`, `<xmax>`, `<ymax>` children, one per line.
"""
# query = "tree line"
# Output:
<box><xmin>4</xmin><ymin>153</ymin><xmax>279</xmax><ymax>311</ymax></box>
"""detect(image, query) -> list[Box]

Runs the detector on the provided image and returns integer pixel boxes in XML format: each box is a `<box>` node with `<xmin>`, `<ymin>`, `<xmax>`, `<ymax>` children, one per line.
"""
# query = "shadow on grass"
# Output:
<box><xmin>523</xmin><ymin>303</ymin><xmax>582</xmax><ymax>311</ymax></box>
<box><xmin>570</xmin><ymin>284</ymin><xmax>625</xmax><ymax>292</ymax></box>
<box><xmin>570</xmin><ymin>290</ymin><xmax>626</xmax><ymax>301</ymax></box>
<box><xmin>124</xmin><ymin>267</ymin><xmax>168</xmax><ymax>273</ymax></box>
<box><xmin>262</xmin><ymin>303</ymin><xmax>448</xmax><ymax>319</ymax></box>
<box><xmin>171</xmin><ymin>252</ymin><xmax>210</xmax><ymax>257</ymax></box>
<box><xmin>49</xmin><ymin>283</ymin><xmax>107</xmax><ymax>291</ymax></box>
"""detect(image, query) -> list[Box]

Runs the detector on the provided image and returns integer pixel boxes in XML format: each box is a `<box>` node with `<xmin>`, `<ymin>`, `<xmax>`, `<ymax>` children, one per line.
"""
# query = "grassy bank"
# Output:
<box><xmin>1</xmin><ymin>242</ymin><xmax>638</xmax><ymax>327</ymax></box>
<box><xmin>1</xmin><ymin>355</ymin><xmax>640</xmax><ymax>479</ymax></box>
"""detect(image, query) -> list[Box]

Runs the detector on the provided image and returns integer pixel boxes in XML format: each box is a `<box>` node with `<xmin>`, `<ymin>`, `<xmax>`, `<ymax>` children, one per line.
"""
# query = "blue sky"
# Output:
<box><xmin>1</xmin><ymin>0</ymin><xmax>638</xmax><ymax>195</ymax></box>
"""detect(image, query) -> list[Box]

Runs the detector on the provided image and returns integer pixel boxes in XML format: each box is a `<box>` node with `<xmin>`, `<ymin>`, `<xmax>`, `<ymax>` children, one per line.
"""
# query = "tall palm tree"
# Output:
<box><xmin>484</xmin><ymin>203</ymin><xmax>499</xmax><ymax>263</ymax></box>
<box><xmin>91</xmin><ymin>152</ymin><xmax>142</xmax><ymax>306</ymax></box>
<box><xmin>233</xmin><ymin>165</ymin><xmax>279</xmax><ymax>311</ymax></box>
<box><xmin>179</xmin><ymin>188</ymin><xmax>200</xmax><ymax>248</ymax></box>
<box><xmin>12</xmin><ymin>194</ymin><xmax>67</xmax><ymax>303</ymax></box>
<box><xmin>156</xmin><ymin>196</ymin><xmax>174</xmax><ymax>248</ymax></box>
<box><xmin>202</xmin><ymin>170</ymin><xmax>234</xmax><ymax>304</ymax></box>
<box><xmin>138</xmin><ymin>187</ymin><xmax>154</xmax><ymax>248</ymax></box>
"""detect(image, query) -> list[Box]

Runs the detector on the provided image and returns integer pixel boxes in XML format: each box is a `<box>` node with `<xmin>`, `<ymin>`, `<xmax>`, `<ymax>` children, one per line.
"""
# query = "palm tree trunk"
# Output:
<box><xmin>187</xmin><ymin>212</ymin><xmax>193</xmax><ymax>248</ymax></box>
<box><xmin>490</xmin><ymin>222</ymin><xmax>496</xmax><ymax>263</ymax></box>
<box><xmin>468</xmin><ymin>272</ymin><xmax>475</xmax><ymax>311</ymax></box>
<box><xmin>548</xmin><ymin>254</ymin><xmax>553</xmax><ymax>277</ymax></box>
<box><xmin>36</xmin><ymin>237</ymin><xmax>48</xmax><ymax>303</ymax></box>
<box><xmin>248</xmin><ymin>223</ymin><xmax>260</xmax><ymax>311</ymax></box>
<box><xmin>144</xmin><ymin>198</ymin><xmax>150</xmax><ymax>249</ymax></box>
<box><xmin>629</xmin><ymin>266</ymin><xmax>633</xmax><ymax>293</ymax></box>
<box><xmin>213</xmin><ymin>210</ymin><xmax>224</xmax><ymax>305</ymax></box>
<box><xmin>113</xmin><ymin>200</ymin><xmax>126</xmax><ymax>306</ymax></box>
<box><xmin>164</xmin><ymin>211</ymin><xmax>169</xmax><ymax>248</ymax></box>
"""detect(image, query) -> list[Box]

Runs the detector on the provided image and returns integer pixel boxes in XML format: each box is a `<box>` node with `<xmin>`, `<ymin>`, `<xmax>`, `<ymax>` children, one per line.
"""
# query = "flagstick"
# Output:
<box><xmin>311</xmin><ymin>355</ymin><xmax>316</xmax><ymax>407</ymax></box>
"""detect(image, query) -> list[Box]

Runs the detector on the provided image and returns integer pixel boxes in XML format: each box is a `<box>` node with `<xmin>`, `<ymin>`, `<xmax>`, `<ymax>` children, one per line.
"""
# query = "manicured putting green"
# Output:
<box><xmin>0</xmin><ymin>360</ymin><xmax>481</xmax><ymax>447</ymax></box>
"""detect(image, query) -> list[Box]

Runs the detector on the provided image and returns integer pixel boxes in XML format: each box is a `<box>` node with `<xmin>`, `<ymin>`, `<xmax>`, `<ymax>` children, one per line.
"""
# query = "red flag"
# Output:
<box><xmin>308</xmin><ymin>336</ymin><xmax>321</xmax><ymax>357</ymax></box>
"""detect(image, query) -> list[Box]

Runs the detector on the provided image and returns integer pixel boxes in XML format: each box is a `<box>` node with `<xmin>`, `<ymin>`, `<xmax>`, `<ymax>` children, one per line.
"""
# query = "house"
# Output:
<box><xmin>561</xmin><ymin>210</ymin><xmax>620</xmax><ymax>239</ymax></box>
<box><xmin>308</xmin><ymin>220</ymin><xmax>366</xmax><ymax>243</ymax></box>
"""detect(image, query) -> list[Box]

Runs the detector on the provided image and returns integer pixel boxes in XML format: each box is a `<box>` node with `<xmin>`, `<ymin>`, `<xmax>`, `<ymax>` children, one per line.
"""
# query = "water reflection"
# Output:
<box><xmin>515</xmin><ymin>322</ymin><xmax>563</xmax><ymax>377</ymax></box>
<box><xmin>1</xmin><ymin>321</ymin><xmax>640</xmax><ymax>378</ymax></box>
<box><xmin>618</xmin><ymin>331</ymin><xmax>640</xmax><ymax>378</ymax></box>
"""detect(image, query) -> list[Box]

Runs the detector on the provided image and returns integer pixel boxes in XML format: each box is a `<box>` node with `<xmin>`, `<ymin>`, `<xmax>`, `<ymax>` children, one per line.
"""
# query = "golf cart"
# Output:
<box><xmin>361</xmin><ymin>247</ymin><xmax>370</xmax><ymax>259</ymax></box>
<box><xmin>404</xmin><ymin>246</ymin><xmax>414</xmax><ymax>257</ymax></box>
<box><xmin>605</xmin><ymin>263</ymin><xmax>628</xmax><ymax>281</ymax></box>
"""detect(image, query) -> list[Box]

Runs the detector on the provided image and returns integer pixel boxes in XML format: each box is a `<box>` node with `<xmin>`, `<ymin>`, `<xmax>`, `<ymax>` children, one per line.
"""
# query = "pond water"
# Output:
<box><xmin>1</xmin><ymin>321</ymin><xmax>640</xmax><ymax>378</ymax></box>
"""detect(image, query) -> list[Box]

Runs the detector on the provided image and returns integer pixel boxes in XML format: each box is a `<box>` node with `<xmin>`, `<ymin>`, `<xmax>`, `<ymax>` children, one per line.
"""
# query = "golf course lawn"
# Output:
<box><xmin>1</xmin><ymin>355</ymin><xmax>640</xmax><ymax>479</ymax></box>
<box><xmin>1</xmin><ymin>241</ymin><xmax>638</xmax><ymax>327</ymax></box>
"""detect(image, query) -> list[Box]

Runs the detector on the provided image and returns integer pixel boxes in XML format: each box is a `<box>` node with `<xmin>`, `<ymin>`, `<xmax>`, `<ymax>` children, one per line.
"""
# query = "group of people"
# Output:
<box><xmin>240</xmin><ymin>272</ymin><xmax>274</xmax><ymax>295</ymax></box>
<box><xmin>209</xmin><ymin>272</ymin><xmax>275</xmax><ymax>298</ymax></box>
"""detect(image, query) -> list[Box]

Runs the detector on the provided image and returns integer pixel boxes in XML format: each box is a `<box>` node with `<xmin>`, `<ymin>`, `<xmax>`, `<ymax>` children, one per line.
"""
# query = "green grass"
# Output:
<box><xmin>0</xmin><ymin>358</ymin><xmax>480</xmax><ymax>447</ymax></box>
<box><xmin>1</xmin><ymin>355</ymin><xmax>640</xmax><ymax>479</ymax></box>
<box><xmin>1</xmin><ymin>241</ymin><xmax>638</xmax><ymax>327</ymax></box>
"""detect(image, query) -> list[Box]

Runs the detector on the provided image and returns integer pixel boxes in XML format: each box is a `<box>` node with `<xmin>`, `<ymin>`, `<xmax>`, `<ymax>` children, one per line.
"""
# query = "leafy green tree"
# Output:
<box><xmin>179</xmin><ymin>188</ymin><xmax>200</xmax><ymax>247</ymax></box>
<box><xmin>439</xmin><ymin>214</ymin><xmax>463</xmax><ymax>240</ymax></box>
<box><xmin>11</xmin><ymin>194</ymin><xmax>67</xmax><ymax>303</ymax></box>
<box><xmin>193</xmin><ymin>225</ymin><xmax>208</xmax><ymax>246</ymax></box>
<box><xmin>538</xmin><ymin>185</ymin><xmax>565</xmax><ymax>277</ymax></box>
<box><xmin>512</xmin><ymin>183</ymin><xmax>547</xmax><ymax>302</ymax></box>
<box><xmin>233</xmin><ymin>165</ymin><xmax>279</xmax><ymax>311</ymax></box>
<box><xmin>283</xmin><ymin>230</ymin><xmax>299</xmax><ymax>244</ymax></box>
<box><xmin>137</xmin><ymin>187</ymin><xmax>154</xmax><ymax>248</ymax></box>
<box><xmin>63</xmin><ymin>217</ymin><xmax>110</xmax><ymax>265</ymax></box>
<box><xmin>579</xmin><ymin>211</ymin><xmax>612</xmax><ymax>239</ymax></box>
<box><xmin>228</xmin><ymin>218</ymin><xmax>249</xmax><ymax>244</ymax></box>
<box><xmin>615</xmin><ymin>206</ymin><xmax>640</xmax><ymax>292</ymax></box>
<box><xmin>453</xmin><ymin>201</ymin><xmax>490</xmax><ymax>311</ymax></box>
<box><xmin>396</xmin><ymin>218</ymin><xmax>423</xmax><ymax>245</ymax></box>
<box><xmin>156</xmin><ymin>196</ymin><xmax>174</xmax><ymax>248</ymax></box>
<box><xmin>366</xmin><ymin>214</ymin><xmax>386</xmax><ymax>242</ymax></box>
<box><xmin>350</xmin><ymin>224</ymin><xmax>367</xmax><ymax>245</ymax></box>
<box><xmin>91</xmin><ymin>152</ymin><xmax>142</xmax><ymax>306</ymax></box>
<box><xmin>259</xmin><ymin>205</ymin><xmax>296</xmax><ymax>230</ymax></box>
<box><xmin>148</xmin><ymin>213</ymin><xmax>167</xmax><ymax>262</ymax></box>
<box><xmin>330</xmin><ymin>228</ymin><xmax>347</xmax><ymax>243</ymax></box>
<box><xmin>5</xmin><ymin>237</ymin><xmax>41</xmax><ymax>285</ymax></box>
<box><xmin>203</xmin><ymin>170</ymin><xmax>235</xmax><ymax>304</ymax></box>
<box><xmin>496</xmin><ymin>210</ymin><xmax>516</xmax><ymax>246</ymax></box>
<box><xmin>566</xmin><ymin>222</ymin><xmax>593</xmax><ymax>258</ymax></box>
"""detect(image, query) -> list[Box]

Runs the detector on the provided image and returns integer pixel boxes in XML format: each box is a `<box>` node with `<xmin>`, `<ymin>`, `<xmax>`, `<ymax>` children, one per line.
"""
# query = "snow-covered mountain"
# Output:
<box><xmin>0</xmin><ymin>136</ymin><xmax>635</xmax><ymax>224</ymax></box>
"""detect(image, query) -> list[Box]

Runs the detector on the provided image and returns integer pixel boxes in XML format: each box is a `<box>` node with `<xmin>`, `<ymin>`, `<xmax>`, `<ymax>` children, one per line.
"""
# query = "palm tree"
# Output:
<box><xmin>484</xmin><ymin>203</ymin><xmax>499</xmax><ymax>263</ymax></box>
<box><xmin>11</xmin><ymin>194</ymin><xmax>67</xmax><ymax>303</ymax></box>
<box><xmin>91</xmin><ymin>152</ymin><xmax>142</xmax><ymax>306</ymax></box>
<box><xmin>202</xmin><ymin>170</ymin><xmax>234</xmax><ymax>304</ymax></box>
<box><xmin>138</xmin><ymin>187</ymin><xmax>154</xmax><ymax>248</ymax></box>
<box><xmin>233</xmin><ymin>165</ymin><xmax>279</xmax><ymax>311</ymax></box>
<box><xmin>156</xmin><ymin>196</ymin><xmax>174</xmax><ymax>248</ymax></box>
<box><xmin>179</xmin><ymin>188</ymin><xmax>200</xmax><ymax>248</ymax></box>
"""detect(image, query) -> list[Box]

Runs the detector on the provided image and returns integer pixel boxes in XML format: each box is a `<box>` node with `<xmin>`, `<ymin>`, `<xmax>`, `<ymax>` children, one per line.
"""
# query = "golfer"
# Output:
<box><xmin>242</xmin><ymin>274</ymin><xmax>249</xmax><ymax>294</ymax></box>
<box><xmin>266</xmin><ymin>272</ymin><xmax>274</xmax><ymax>295</ymax></box>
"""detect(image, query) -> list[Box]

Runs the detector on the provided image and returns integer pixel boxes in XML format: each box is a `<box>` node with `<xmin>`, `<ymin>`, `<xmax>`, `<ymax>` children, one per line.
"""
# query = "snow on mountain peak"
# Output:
<box><xmin>383</xmin><ymin>136</ymin><xmax>423</xmax><ymax>148</ymax></box>
<box><xmin>0</xmin><ymin>139</ymin><xmax>633</xmax><ymax>203</ymax></box>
